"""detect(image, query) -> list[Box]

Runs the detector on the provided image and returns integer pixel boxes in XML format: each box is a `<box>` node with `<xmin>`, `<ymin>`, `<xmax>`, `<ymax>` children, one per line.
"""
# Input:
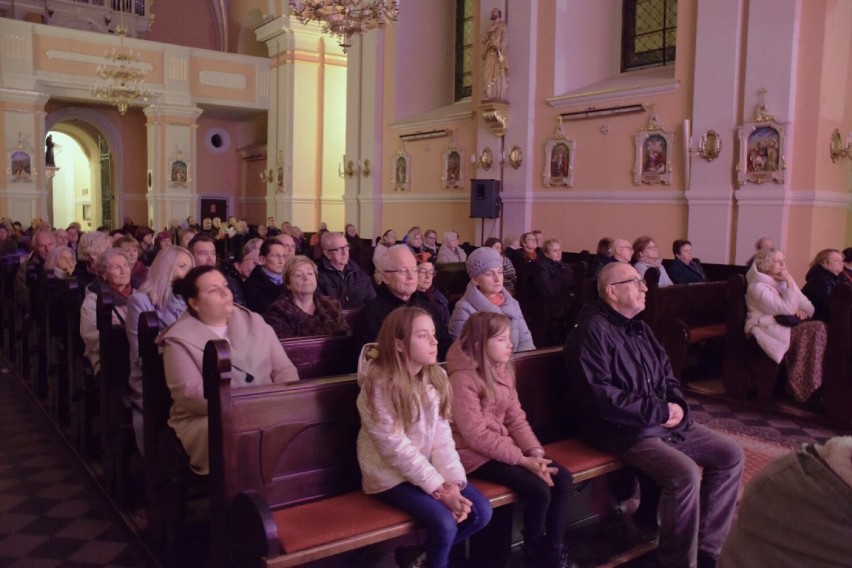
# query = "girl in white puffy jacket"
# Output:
<box><xmin>356</xmin><ymin>307</ymin><xmax>492</xmax><ymax>568</ymax></box>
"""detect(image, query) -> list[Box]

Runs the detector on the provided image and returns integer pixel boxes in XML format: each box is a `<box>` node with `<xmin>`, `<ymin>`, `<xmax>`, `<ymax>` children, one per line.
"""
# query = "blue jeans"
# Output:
<box><xmin>621</xmin><ymin>423</ymin><xmax>744</xmax><ymax>568</ymax></box>
<box><xmin>376</xmin><ymin>482</ymin><xmax>492</xmax><ymax>568</ymax></box>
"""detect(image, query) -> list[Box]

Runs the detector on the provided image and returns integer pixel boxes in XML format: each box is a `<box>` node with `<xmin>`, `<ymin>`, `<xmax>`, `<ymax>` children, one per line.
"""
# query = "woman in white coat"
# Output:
<box><xmin>745</xmin><ymin>248</ymin><xmax>827</xmax><ymax>403</ymax></box>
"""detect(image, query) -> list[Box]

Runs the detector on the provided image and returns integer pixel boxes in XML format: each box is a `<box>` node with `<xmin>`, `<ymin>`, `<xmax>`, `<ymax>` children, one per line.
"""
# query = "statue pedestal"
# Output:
<box><xmin>479</xmin><ymin>101</ymin><xmax>509</xmax><ymax>137</ymax></box>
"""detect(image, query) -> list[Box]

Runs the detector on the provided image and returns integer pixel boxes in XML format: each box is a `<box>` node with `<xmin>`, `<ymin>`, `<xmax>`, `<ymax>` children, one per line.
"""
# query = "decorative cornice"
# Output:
<box><xmin>502</xmin><ymin>189</ymin><xmax>686</xmax><ymax>206</ymax></box>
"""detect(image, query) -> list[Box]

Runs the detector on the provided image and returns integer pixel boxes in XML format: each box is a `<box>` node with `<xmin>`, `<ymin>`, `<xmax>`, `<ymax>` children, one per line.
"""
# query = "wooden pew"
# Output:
<box><xmin>641</xmin><ymin>267</ymin><xmax>729</xmax><ymax>380</ymax></box>
<box><xmin>138</xmin><ymin>311</ymin><xmax>207</xmax><ymax>553</ymax></box>
<box><xmin>64</xmin><ymin>279</ymin><xmax>96</xmax><ymax>452</ymax></box>
<box><xmin>660</xmin><ymin>259</ymin><xmax>746</xmax><ymax>283</ymax></box>
<box><xmin>204</xmin><ymin>345</ymin><xmax>650</xmax><ymax>567</ymax></box>
<box><xmin>96</xmin><ymin>293</ymin><xmax>134</xmax><ymax>500</ymax></box>
<box><xmin>40</xmin><ymin>271</ymin><xmax>71</xmax><ymax>423</ymax></box>
<box><xmin>721</xmin><ymin>274</ymin><xmax>781</xmax><ymax>404</ymax></box>
<box><xmin>0</xmin><ymin>253</ymin><xmax>25</xmax><ymax>358</ymax></box>
<box><xmin>279</xmin><ymin>334</ymin><xmax>356</xmax><ymax>380</ymax></box>
<box><xmin>822</xmin><ymin>282</ymin><xmax>852</xmax><ymax>426</ymax></box>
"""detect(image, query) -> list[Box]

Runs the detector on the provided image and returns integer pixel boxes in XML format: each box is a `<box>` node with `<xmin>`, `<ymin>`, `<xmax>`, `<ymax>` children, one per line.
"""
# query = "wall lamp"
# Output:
<box><xmin>398</xmin><ymin>129</ymin><xmax>450</xmax><ymax>142</ymax></box>
<box><xmin>338</xmin><ymin>158</ymin><xmax>372</xmax><ymax>178</ymax></box>
<box><xmin>560</xmin><ymin>103</ymin><xmax>646</xmax><ymax>121</ymax></box>
<box><xmin>830</xmin><ymin>129</ymin><xmax>852</xmax><ymax>163</ymax></box>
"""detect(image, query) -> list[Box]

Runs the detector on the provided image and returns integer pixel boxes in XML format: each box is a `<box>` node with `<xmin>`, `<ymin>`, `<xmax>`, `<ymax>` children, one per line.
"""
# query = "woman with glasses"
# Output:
<box><xmin>416</xmin><ymin>261</ymin><xmax>449</xmax><ymax>331</ymax></box>
<box><xmin>265</xmin><ymin>255</ymin><xmax>350</xmax><ymax>339</ymax></box>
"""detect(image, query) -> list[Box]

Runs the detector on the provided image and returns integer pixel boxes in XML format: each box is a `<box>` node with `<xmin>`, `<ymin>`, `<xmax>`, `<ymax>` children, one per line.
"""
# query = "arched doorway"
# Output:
<box><xmin>46</xmin><ymin>108</ymin><xmax>124</xmax><ymax>231</ymax></box>
<box><xmin>47</xmin><ymin>131</ymin><xmax>94</xmax><ymax>231</ymax></box>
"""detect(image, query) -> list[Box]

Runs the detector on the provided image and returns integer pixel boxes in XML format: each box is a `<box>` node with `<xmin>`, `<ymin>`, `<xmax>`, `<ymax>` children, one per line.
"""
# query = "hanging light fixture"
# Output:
<box><xmin>91</xmin><ymin>17</ymin><xmax>151</xmax><ymax>115</ymax></box>
<box><xmin>289</xmin><ymin>0</ymin><xmax>399</xmax><ymax>52</ymax></box>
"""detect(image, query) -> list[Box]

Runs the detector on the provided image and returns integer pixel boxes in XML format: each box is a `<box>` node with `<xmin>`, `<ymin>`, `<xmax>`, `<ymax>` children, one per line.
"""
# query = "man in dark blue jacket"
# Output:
<box><xmin>563</xmin><ymin>262</ymin><xmax>743</xmax><ymax>568</ymax></box>
<box><xmin>317</xmin><ymin>232</ymin><xmax>376</xmax><ymax>309</ymax></box>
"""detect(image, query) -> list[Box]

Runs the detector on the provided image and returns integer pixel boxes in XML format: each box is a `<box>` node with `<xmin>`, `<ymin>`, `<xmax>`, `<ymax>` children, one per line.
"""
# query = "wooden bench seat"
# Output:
<box><xmin>204</xmin><ymin>344</ymin><xmax>634</xmax><ymax>567</ymax></box>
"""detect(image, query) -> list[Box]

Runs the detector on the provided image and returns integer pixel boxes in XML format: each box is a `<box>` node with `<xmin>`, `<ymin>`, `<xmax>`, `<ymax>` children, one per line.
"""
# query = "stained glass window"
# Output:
<box><xmin>622</xmin><ymin>0</ymin><xmax>677</xmax><ymax>72</ymax></box>
<box><xmin>455</xmin><ymin>0</ymin><xmax>473</xmax><ymax>100</ymax></box>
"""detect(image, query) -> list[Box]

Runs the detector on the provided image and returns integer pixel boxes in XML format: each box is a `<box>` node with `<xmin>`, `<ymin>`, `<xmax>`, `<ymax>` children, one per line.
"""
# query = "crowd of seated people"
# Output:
<box><xmin>5</xmin><ymin>211</ymin><xmax>852</xmax><ymax>568</ymax></box>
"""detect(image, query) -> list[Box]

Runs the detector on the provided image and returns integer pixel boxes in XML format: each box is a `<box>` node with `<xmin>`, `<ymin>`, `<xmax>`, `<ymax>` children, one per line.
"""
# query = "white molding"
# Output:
<box><xmin>391</xmin><ymin>101</ymin><xmax>475</xmax><ymax>132</ymax></box>
<box><xmin>788</xmin><ymin>189</ymin><xmax>852</xmax><ymax>209</ymax></box>
<box><xmin>502</xmin><ymin>189</ymin><xmax>686</xmax><ymax>206</ymax></box>
<box><xmin>359</xmin><ymin>191</ymin><xmax>469</xmax><ymax>204</ymax></box>
<box><xmin>548</xmin><ymin>74</ymin><xmax>679</xmax><ymax>109</ymax></box>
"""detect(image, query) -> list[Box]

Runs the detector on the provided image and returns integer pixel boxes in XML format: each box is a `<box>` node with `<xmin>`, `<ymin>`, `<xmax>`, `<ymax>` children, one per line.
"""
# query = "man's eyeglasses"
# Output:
<box><xmin>324</xmin><ymin>245</ymin><xmax>350</xmax><ymax>254</ymax></box>
<box><xmin>610</xmin><ymin>277</ymin><xmax>646</xmax><ymax>288</ymax></box>
<box><xmin>417</xmin><ymin>269</ymin><xmax>436</xmax><ymax>277</ymax></box>
<box><xmin>383</xmin><ymin>268</ymin><xmax>419</xmax><ymax>276</ymax></box>
<box><xmin>266</xmin><ymin>254</ymin><xmax>288</xmax><ymax>260</ymax></box>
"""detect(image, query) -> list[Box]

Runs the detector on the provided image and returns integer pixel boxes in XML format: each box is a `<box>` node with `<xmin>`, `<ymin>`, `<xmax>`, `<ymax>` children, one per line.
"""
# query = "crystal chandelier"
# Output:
<box><xmin>289</xmin><ymin>0</ymin><xmax>399</xmax><ymax>52</ymax></box>
<box><xmin>91</xmin><ymin>24</ymin><xmax>151</xmax><ymax>115</ymax></box>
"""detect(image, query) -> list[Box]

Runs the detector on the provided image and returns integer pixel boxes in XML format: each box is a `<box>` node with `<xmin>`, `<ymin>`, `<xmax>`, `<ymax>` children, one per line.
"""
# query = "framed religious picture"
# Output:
<box><xmin>10</xmin><ymin>149</ymin><xmax>32</xmax><ymax>182</ymax></box>
<box><xmin>392</xmin><ymin>150</ymin><xmax>411</xmax><ymax>191</ymax></box>
<box><xmin>634</xmin><ymin>111</ymin><xmax>673</xmax><ymax>185</ymax></box>
<box><xmin>170</xmin><ymin>159</ymin><xmax>188</xmax><ymax>186</ymax></box>
<box><xmin>442</xmin><ymin>142</ymin><xmax>464</xmax><ymax>190</ymax></box>
<box><xmin>543</xmin><ymin>117</ymin><xmax>575</xmax><ymax>187</ymax></box>
<box><xmin>736</xmin><ymin>90</ymin><xmax>786</xmax><ymax>187</ymax></box>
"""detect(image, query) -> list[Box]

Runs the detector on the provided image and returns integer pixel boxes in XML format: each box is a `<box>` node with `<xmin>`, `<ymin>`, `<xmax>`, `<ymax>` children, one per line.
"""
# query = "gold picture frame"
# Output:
<box><xmin>634</xmin><ymin>111</ymin><xmax>673</xmax><ymax>185</ymax></box>
<box><xmin>9</xmin><ymin>149</ymin><xmax>32</xmax><ymax>182</ymax></box>
<box><xmin>392</xmin><ymin>150</ymin><xmax>411</xmax><ymax>191</ymax></box>
<box><xmin>737</xmin><ymin>89</ymin><xmax>786</xmax><ymax>186</ymax></box>
<box><xmin>543</xmin><ymin>118</ymin><xmax>575</xmax><ymax>187</ymax></box>
<box><xmin>442</xmin><ymin>142</ymin><xmax>464</xmax><ymax>190</ymax></box>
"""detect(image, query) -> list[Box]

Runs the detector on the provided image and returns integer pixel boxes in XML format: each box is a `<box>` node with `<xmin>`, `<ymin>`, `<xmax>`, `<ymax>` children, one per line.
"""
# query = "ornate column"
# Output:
<box><xmin>0</xmin><ymin>88</ymin><xmax>50</xmax><ymax>224</ymax></box>
<box><xmin>256</xmin><ymin>16</ymin><xmax>348</xmax><ymax>230</ymax></box>
<box><xmin>143</xmin><ymin>104</ymin><xmax>203</xmax><ymax>230</ymax></box>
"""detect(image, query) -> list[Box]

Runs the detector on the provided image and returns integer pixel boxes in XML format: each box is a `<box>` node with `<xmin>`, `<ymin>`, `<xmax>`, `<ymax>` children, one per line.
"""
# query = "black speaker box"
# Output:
<box><xmin>470</xmin><ymin>179</ymin><xmax>501</xmax><ymax>218</ymax></box>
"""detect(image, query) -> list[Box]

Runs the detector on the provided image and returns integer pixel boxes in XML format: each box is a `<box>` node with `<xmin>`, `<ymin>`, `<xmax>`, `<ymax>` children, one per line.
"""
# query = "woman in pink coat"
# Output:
<box><xmin>448</xmin><ymin>312</ymin><xmax>577</xmax><ymax>568</ymax></box>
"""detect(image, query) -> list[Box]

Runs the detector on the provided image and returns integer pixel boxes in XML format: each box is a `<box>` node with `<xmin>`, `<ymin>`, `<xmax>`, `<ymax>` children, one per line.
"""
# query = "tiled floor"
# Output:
<box><xmin>0</xmin><ymin>360</ymin><xmax>157</xmax><ymax>568</ymax></box>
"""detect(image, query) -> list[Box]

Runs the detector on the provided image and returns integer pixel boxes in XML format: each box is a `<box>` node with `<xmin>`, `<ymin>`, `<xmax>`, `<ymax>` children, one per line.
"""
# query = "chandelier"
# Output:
<box><xmin>289</xmin><ymin>0</ymin><xmax>399</xmax><ymax>52</ymax></box>
<box><xmin>91</xmin><ymin>24</ymin><xmax>151</xmax><ymax>115</ymax></box>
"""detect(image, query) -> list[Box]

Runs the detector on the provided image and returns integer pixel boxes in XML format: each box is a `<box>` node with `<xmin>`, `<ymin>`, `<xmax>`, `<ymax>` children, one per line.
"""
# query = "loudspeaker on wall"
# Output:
<box><xmin>470</xmin><ymin>179</ymin><xmax>501</xmax><ymax>218</ymax></box>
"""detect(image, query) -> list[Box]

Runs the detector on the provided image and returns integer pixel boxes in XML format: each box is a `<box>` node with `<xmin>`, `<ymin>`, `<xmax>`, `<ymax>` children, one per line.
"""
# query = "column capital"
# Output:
<box><xmin>0</xmin><ymin>87</ymin><xmax>49</xmax><ymax>107</ymax></box>
<box><xmin>143</xmin><ymin>104</ymin><xmax>203</xmax><ymax>124</ymax></box>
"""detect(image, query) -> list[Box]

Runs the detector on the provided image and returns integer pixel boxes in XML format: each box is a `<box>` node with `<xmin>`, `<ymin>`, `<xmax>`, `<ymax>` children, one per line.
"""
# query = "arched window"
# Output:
<box><xmin>454</xmin><ymin>0</ymin><xmax>473</xmax><ymax>100</ymax></box>
<box><xmin>621</xmin><ymin>0</ymin><xmax>677</xmax><ymax>72</ymax></box>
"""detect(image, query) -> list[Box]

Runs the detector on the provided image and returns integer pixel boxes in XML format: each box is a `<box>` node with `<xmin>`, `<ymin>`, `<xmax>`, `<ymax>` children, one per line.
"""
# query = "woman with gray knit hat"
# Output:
<box><xmin>448</xmin><ymin>246</ymin><xmax>535</xmax><ymax>351</ymax></box>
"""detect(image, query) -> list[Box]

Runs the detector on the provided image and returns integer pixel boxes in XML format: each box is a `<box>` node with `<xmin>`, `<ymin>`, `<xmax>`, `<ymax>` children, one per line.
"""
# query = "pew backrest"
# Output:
<box><xmin>823</xmin><ymin>282</ymin><xmax>852</xmax><ymax>424</ymax></box>
<box><xmin>205</xmin><ymin>340</ymin><xmax>362</xmax><ymax>508</ymax></box>
<box><xmin>280</xmin><ymin>334</ymin><xmax>357</xmax><ymax>380</ymax></box>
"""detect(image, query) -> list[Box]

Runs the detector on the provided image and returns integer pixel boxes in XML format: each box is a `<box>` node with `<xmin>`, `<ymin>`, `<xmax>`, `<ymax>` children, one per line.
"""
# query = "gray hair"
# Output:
<box><xmin>380</xmin><ymin>244</ymin><xmax>415</xmax><ymax>272</ymax></box>
<box><xmin>94</xmin><ymin>248</ymin><xmax>131</xmax><ymax>278</ymax></box>
<box><xmin>320</xmin><ymin>231</ymin><xmax>345</xmax><ymax>249</ymax></box>
<box><xmin>442</xmin><ymin>231</ymin><xmax>459</xmax><ymax>245</ymax></box>
<box><xmin>44</xmin><ymin>246</ymin><xmax>74</xmax><ymax>271</ymax></box>
<box><xmin>753</xmin><ymin>248</ymin><xmax>783</xmax><ymax>274</ymax></box>
<box><xmin>77</xmin><ymin>231</ymin><xmax>112</xmax><ymax>264</ymax></box>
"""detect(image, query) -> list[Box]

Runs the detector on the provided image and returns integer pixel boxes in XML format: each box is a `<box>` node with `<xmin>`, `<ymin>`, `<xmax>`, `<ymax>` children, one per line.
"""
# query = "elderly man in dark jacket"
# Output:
<box><xmin>317</xmin><ymin>231</ymin><xmax>376</xmax><ymax>309</ymax></box>
<box><xmin>563</xmin><ymin>262</ymin><xmax>743</xmax><ymax>568</ymax></box>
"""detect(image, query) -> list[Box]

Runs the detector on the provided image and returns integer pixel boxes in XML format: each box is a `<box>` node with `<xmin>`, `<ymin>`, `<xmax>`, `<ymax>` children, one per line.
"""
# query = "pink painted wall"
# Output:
<box><xmin>142</xmin><ymin>0</ymin><xmax>219</xmax><ymax>51</ymax></box>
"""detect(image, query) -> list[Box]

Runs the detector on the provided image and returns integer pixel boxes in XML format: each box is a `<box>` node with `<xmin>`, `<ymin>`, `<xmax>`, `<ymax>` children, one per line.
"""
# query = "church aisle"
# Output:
<box><xmin>0</xmin><ymin>360</ymin><xmax>157</xmax><ymax>568</ymax></box>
